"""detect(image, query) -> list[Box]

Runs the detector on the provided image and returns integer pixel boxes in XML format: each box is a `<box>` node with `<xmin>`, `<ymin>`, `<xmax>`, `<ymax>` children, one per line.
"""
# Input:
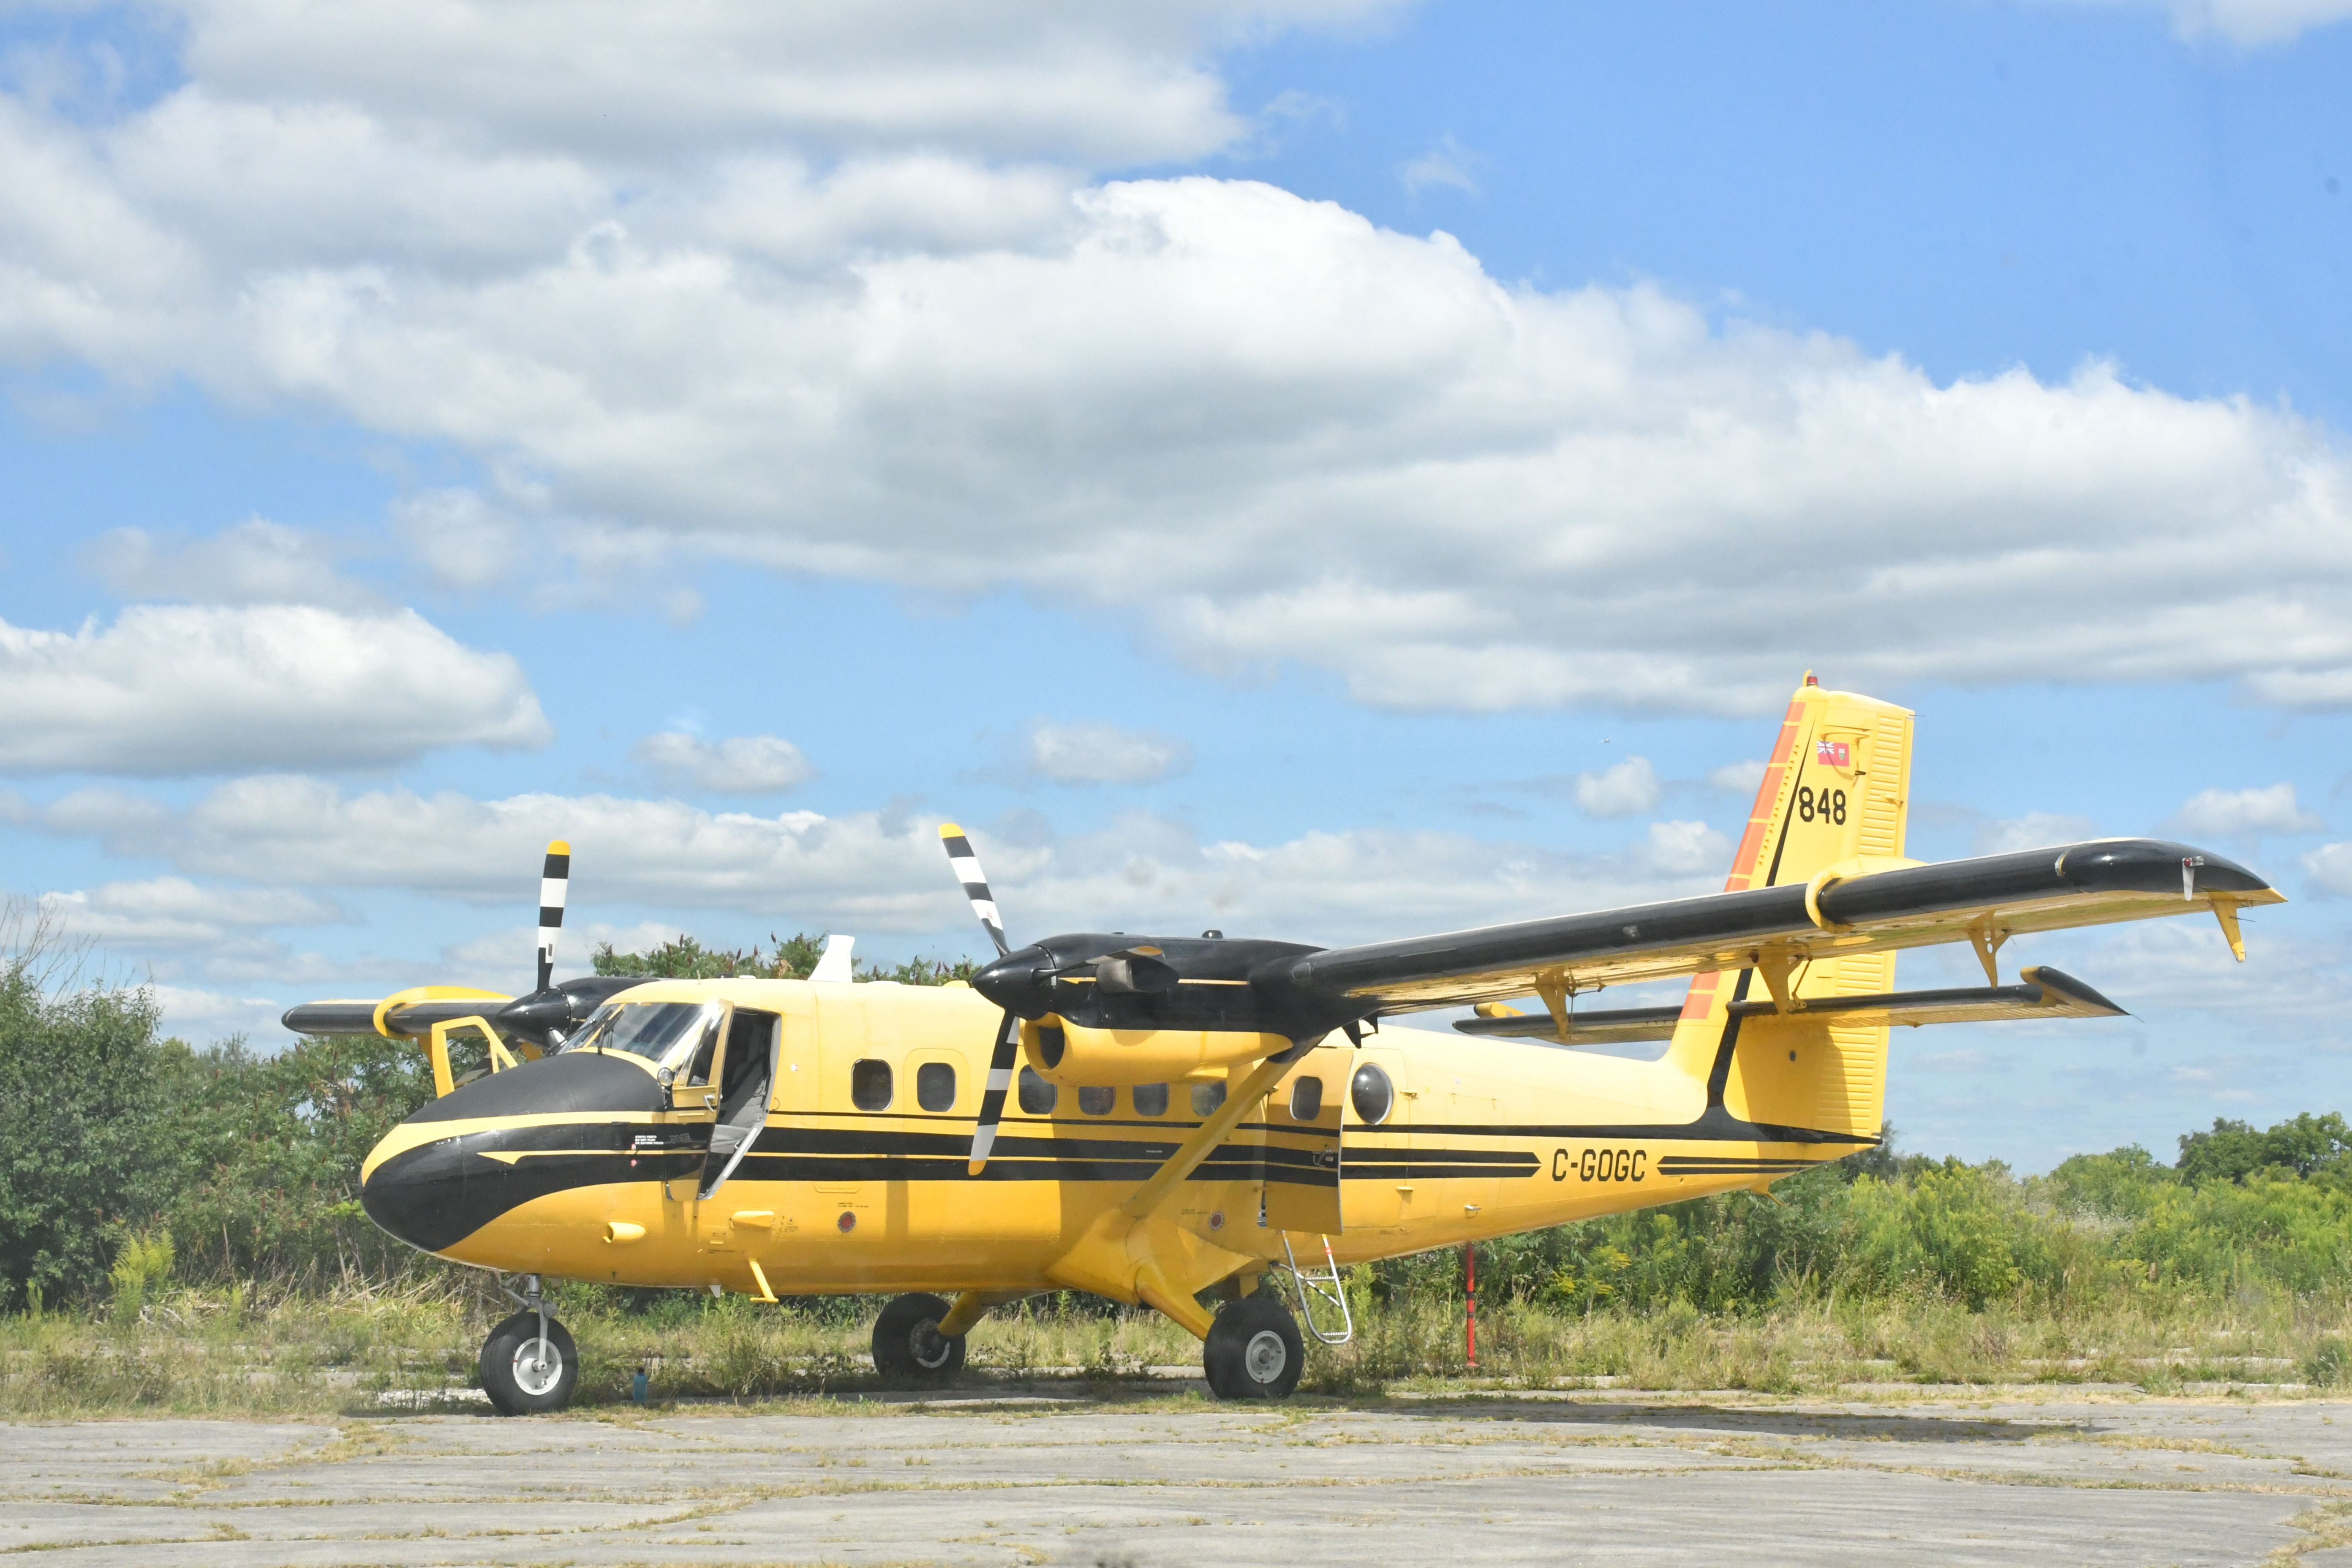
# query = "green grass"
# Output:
<box><xmin>9</xmin><ymin>1277</ymin><xmax>2352</xmax><ymax>1418</ymax></box>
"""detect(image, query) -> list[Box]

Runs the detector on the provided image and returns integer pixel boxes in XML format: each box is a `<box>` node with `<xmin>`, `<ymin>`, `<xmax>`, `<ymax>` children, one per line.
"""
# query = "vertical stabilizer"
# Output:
<box><xmin>1663</xmin><ymin>677</ymin><xmax>1916</xmax><ymax>1141</ymax></box>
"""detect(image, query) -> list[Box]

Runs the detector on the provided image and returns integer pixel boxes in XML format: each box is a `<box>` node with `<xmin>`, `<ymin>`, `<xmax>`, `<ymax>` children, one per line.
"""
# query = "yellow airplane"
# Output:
<box><xmin>287</xmin><ymin>677</ymin><xmax>2281</xmax><ymax>1412</ymax></box>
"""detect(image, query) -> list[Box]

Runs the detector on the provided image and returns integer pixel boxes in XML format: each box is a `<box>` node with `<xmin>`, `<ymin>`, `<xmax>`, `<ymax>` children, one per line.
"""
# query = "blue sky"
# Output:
<box><xmin>1</xmin><ymin>0</ymin><xmax>2347</xmax><ymax>1169</ymax></box>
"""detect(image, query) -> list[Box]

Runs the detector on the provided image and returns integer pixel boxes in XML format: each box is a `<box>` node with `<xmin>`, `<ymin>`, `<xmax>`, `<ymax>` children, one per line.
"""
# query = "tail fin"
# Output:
<box><xmin>1665</xmin><ymin>675</ymin><xmax>1916</xmax><ymax>1144</ymax></box>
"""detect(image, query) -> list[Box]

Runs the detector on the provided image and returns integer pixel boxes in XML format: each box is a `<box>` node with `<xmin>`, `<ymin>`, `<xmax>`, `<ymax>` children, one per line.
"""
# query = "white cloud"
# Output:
<box><xmin>442</xmin><ymin>919</ymin><xmax>688</xmax><ymax>985</ymax></box>
<box><xmin>1574</xmin><ymin>756</ymin><xmax>1660</xmax><ymax>818</ymax></box>
<box><xmin>147</xmin><ymin>983</ymin><xmax>288</xmax><ymax>1043</ymax></box>
<box><xmin>38</xmin><ymin>876</ymin><xmax>340</xmax><ymax>947</ymax></box>
<box><xmin>86</xmin><ymin>517</ymin><xmax>367</xmax><ymax>607</ymax></box>
<box><xmin>2041</xmin><ymin>0</ymin><xmax>2352</xmax><ymax>46</ymax></box>
<box><xmin>1399</xmin><ymin>135</ymin><xmax>1480</xmax><ymax>199</ymax></box>
<box><xmin>0</xmin><ymin>604</ymin><xmax>551</xmax><ymax>774</ymax></box>
<box><xmin>1975</xmin><ymin>811</ymin><xmax>2100</xmax><ymax>855</ymax></box>
<box><xmin>393</xmin><ymin>490</ymin><xmax>529</xmax><ymax>592</ymax></box>
<box><xmin>2164</xmin><ymin>782</ymin><xmax>2325</xmax><ymax>838</ymax></box>
<box><xmin>2306</xmin><ymin>842</ymin><xmax>2352</xmax><ymax>896</ymax></box>
<box><xmin>634</xmin><ymin>732</ymin><xmax>814</xmax><ymax>794</ymax></box>
<box><xmin>162</xmin><ymin>0</ymin><xmax>1398</xmax><ymax>166</ymax></box>
<box><xmin>26</xmin><ymin>777</ymin><xmax>1733</xmax><ymax>952</ymax></box>
<box><xmin>1643</xmin><ymin>819</ymin><xmax>1732</xmax><ymax>876</ymax></box>
<box><xmin>1707</xmin><ymin>759</ymin><xmax>1767</xmax><ymax>796</ymax></box>
<box><xmin>2001</xmin><ymin>911</ymin><xmax>2342</xmax><ymax>1023</ymax></box>
<box><xmin>1028</xmin><ymin>721</ymin><xmax>1190</xmax><ymax>785</ymax></box>
<box><xmin>5</xmin><ymin>6</ymin><xmax>2352</xmax><ymax>719</ymax></box>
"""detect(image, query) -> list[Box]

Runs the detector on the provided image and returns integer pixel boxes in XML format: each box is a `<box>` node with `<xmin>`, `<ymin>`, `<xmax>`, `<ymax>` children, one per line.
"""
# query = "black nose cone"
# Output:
<box><xmin>362</xmin><ymin>1051</ymin><xmax>665</xmax><ymax>1253</ymax></box>
<box><xmin>361</xmin><ymin>1135</ymin><xmax>482</xmax><ymax>1253</ymax></box>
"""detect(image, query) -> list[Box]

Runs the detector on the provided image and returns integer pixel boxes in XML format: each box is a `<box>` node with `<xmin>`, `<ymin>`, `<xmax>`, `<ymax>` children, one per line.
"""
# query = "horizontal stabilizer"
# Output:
<box><xmin>1733</xmin><ymin>964</ymin><xmax>2126</xmax><ymax>1028</ymax></box>
<box><xmin>1451</xmin><ymin>1002</ymin><xmax>1685</xmax><ymax>1044</ymax></box>
<box><xmin>1453</xmin><ymin>965</ymin><xmax>2124</xmax><ymax>1043</ymax></box>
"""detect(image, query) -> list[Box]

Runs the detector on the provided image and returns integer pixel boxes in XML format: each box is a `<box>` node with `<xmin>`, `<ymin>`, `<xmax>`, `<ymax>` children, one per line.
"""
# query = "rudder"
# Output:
<box><xmin>1663</xmin><ymin>676</ymin><xmax>1916</xmax><ymax>1141</ymax></box>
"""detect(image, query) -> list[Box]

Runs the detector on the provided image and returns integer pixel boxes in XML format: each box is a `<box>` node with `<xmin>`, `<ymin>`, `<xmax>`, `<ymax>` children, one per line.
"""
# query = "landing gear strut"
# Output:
<box><xmin>871</xmin><ymin>1292</ymin><xmax>968</xmax><ymax>1382</ymax></box>
<box><xmin>1203</xmin><ymin>1293</ymin><xmax>1304</xmax><ymax>1401</ymax></box>
<box><xmin>481</xmin><ymin>1274</ymin><xmax>579</xmax><ymax>1415</ymax></box>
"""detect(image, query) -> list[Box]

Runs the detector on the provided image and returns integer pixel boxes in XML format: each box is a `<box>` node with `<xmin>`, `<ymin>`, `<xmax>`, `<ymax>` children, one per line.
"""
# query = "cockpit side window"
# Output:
<box><xmin>559</xmin><ymin>1000</ymin><xmax>721</xmax><ymax>1075</ymax></box>
<box><xmin>685</xmin><ymin>1019</ymin><xmax>723</xmax><ymax>1086</ymax></box>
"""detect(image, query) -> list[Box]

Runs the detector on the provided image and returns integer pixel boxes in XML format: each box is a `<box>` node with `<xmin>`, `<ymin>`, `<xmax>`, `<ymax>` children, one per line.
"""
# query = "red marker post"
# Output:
<box><xmin>1465</xmin><ymin>1242</ymin><xmax>1478</xmax><ymax>1372</ymax></box>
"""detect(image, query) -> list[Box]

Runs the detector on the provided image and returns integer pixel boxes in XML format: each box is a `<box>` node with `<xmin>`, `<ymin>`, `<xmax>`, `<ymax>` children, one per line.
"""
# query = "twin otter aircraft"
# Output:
<box><xmin>287</xmin><ymin>678</ymin><xmax>2280</xmax><ymax>1411</ymax></box>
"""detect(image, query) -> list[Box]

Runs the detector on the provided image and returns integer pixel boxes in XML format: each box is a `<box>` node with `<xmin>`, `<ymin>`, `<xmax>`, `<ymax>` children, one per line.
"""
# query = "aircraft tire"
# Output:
<box><xmin>1203</xmin><ymin>1294</ymin><xmax>1304</xmax><ymax>1401</ymax></box>
<box><xmin>872</xmin><ymin>1292</ymin><xmax>967</xmax><ymax>1381</ymax></box>
<box><xmin>479</xmin><ymin>1309</ymin><xmax>580</xmax><ymax>1416</ymax></box>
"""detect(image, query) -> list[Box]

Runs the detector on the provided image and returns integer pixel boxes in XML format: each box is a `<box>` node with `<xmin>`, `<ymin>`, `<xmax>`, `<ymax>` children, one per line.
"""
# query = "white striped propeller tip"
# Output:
<box><xmin>536</xmin><ymin>838</ymin><xmax>571</xmax><ymax>990</ymax></box>
<box><xmin>939</xmin><ymin>821</ymin><xmax>1010</xmax><ymax>957</ymax></box>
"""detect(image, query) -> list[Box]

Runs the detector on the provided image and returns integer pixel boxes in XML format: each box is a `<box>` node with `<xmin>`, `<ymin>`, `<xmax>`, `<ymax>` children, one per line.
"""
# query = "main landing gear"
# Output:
<box><xmin>1203</xmin><ymin>1293</ymin><xmax>1304</xmax><ymax>1402</ymax></box>
<box><xmin>872</xmin><ymin>1292</ymin><xmax>969</xmax><ymax>1382</ymax></box>
<box><xmin>481</xmin><ymin>1275</ymin><xmax>579</xmax><ymax>1416</ymax></box>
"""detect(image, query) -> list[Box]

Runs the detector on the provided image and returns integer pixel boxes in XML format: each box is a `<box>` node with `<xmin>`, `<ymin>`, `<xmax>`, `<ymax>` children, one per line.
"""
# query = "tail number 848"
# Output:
<box><xmin>1553</xmin><ymin>1147</ymin><xmax>1647</xmax><ymax>1183</ymax></box>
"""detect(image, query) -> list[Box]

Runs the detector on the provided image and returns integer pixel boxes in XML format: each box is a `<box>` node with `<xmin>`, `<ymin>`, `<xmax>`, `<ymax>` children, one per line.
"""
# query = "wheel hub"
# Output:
<box><xmin>910</xmin><ymin>1320</ymin><xmax>953</xmax><ymax>1370</ymax></box>
<box><xmin>1243</xmin><ymin>1328</ymin><xmax>1287</xmax><ymax>1385</ymax></box>
<box><xmin>512</xmin><ymin>1335</ymin><xmax>564</xmax><ymax>1397</ymax></box>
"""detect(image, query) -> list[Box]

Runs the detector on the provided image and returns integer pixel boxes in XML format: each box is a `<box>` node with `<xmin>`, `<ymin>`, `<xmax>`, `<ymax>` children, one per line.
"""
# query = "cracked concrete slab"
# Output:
<box><xmin>3</xmin><ymin>1391</ymin><xmax>2344</xmax><ymax>1566</ymax></box>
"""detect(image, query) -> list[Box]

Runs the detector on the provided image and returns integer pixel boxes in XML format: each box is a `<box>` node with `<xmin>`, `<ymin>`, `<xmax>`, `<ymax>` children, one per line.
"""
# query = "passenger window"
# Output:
<box><xmin>1191</xmin><ymin>1081</ymin><xmax>1226</xmax><ymax>1117</ymax></box>
<box><xmin>1290</xmin><ymin>1076</ymin><xmax>1323</xmax><ymax>1121</ymax></box>
<box><xmin>1078</xmin><ymin>1085</ymin><xmax>1115</xmax><ymax>1116</ymax></box>
<box><xmin>1132</xmin><ymin>1083</ymin><xmax>1169</xmax><ymax>1117</ymax></box>
<box><xmin>1018</xmin><ymin>1067</ymin><xmax>1057</xmax><ymax>1115</ymax></box>
<box><xmin>916</xmin><ymin>1061</ymin><xmax>956</xmax><ymax>1112</ymax></box>
<box><xmin>851</xmin><ymin>1059</ymin><xmax>893</xmax><ymax>1111</ymax></box>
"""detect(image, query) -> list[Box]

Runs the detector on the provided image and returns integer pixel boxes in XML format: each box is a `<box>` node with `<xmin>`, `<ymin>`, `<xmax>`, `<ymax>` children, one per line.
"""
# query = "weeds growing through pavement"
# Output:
<box><xmin>9</xmin><ymin>1274</ymin><xmax>2352</xmax><ymax>1417</ymax></box>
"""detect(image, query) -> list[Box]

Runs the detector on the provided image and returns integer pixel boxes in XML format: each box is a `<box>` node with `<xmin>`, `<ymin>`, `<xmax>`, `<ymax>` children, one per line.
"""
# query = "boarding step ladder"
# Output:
<box><xmin>1277</xmin><ymin>1233</ymin><xmax>1353</xmax><ymax>1346</ymax></box>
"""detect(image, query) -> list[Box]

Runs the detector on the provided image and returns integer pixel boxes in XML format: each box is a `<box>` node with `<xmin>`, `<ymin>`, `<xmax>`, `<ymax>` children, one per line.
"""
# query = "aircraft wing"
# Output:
<box><xmin>1276</xmin><ymin>838</ymin><xmax>2280</xmax><ymax>1014</ymax></box>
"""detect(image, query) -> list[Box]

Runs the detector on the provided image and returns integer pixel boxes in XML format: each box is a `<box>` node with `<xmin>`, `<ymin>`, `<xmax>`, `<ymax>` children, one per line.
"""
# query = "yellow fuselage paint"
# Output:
<box><xmin>360</xmin><ymin>974</ymin><xmax>1858</xmax><ymax>1314</ymax></box>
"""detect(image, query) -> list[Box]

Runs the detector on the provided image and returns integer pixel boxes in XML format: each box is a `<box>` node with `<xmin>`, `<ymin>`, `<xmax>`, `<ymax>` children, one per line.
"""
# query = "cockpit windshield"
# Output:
<box><xmin>558</xmin><ymin>1000</ymin><xmax>721</xmax><ymax>1073</ymax></box>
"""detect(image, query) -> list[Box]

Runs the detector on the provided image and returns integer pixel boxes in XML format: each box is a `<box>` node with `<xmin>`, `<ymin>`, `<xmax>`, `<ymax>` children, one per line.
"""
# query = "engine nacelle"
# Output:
<box><xmin>1021</xmin><ymin>1016</ymin><xmax>1282</xmax><ymax>1088</ymax></box>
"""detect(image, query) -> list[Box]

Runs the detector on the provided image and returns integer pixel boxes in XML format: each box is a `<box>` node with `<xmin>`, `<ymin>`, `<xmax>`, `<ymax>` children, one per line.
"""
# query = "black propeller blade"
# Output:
<box><xmin>941</xmin><ymin>822</ymin><xmax>1025</xmax><ymax>1172</ymax></box>
<box><xmin>967</xmin><ymin>1009</ymin><xmax>1022</xmax><ymax>1176</ymax></box>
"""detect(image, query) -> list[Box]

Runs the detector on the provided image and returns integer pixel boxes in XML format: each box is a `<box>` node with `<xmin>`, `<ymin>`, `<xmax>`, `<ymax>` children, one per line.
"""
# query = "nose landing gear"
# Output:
<box><xmin>481</xmin><ymin>1274</ymin><xmax>579</xmax><ymax>1415</ymax></box>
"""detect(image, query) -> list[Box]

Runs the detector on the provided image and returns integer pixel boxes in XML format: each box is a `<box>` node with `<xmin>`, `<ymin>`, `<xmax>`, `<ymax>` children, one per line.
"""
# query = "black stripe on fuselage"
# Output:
<box><xmin>365</xmin><ymin>1090</ymin><xmax>1864</xmax><ymax>1254</ymax></box>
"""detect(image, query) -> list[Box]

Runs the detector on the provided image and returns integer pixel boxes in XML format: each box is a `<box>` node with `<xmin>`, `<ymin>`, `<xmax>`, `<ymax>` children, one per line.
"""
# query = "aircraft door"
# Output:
<box><xmin>1339</xmin><ymin>1043</ymin><xmax>1412</xmax><ymax>1235</ymax></box>
<box><xmin>1263</xmin><ymin>1042</ymin><xmax>1344</xmax><ymax>1237</ymax></box>
<box><xmin>700</xmin><ymin>1010</ymin><xmax>781</xmax><ymax>1200</ymax></box>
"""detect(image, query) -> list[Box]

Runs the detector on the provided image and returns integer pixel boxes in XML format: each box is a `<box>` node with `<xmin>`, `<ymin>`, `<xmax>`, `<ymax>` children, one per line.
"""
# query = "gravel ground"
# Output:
<box><xmin>9</xmin><ymin>1384</ymin><xmax>2352</xmax><ymax>1566</ymax></box>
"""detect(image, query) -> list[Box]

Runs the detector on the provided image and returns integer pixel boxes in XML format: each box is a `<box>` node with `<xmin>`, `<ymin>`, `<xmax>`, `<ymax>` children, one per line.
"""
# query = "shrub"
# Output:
<box><xmin>0</xmin><ymin>951</ymin><xmax>174</xmax><ymax>1309</ymax></box>
<box><xmin>109</xmin><ymin>1230</ymin><xmax>175</xmax><ymax>1320</ymax></box>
